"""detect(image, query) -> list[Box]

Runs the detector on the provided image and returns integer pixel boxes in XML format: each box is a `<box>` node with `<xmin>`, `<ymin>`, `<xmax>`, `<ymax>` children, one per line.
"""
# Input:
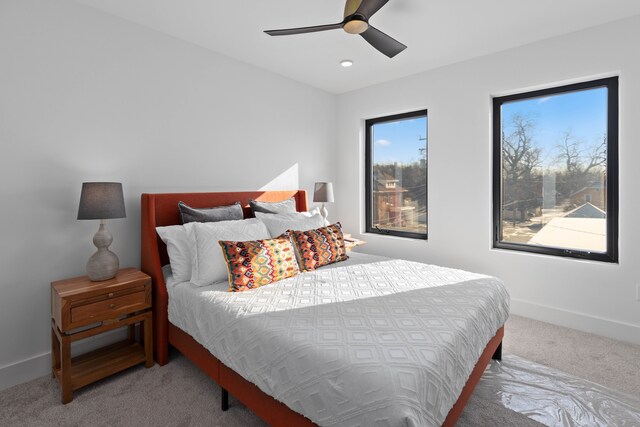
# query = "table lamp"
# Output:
<box><xmin>77</xmin><ymin>182</ymin><xmax>126</xmax><ymax>281</ymax></box>
<box><xmin>313</xmin><ymin>182</ymin><xmax>334</xmax><ymax>223</ymax></box>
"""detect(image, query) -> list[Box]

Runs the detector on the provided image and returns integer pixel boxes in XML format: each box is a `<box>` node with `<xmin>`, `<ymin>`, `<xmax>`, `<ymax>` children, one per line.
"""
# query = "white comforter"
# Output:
<box><xmin>167</xmin><ymin>253</ymin><xmax>510</xmax><ymax>427</ymax></box>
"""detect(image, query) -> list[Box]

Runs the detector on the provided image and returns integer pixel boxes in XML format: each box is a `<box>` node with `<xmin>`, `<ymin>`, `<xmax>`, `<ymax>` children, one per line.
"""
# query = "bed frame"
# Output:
<box><xmin>140</xmin><ymin>190</ymin><xmax>504</xmax><ymax>426</ymax></box>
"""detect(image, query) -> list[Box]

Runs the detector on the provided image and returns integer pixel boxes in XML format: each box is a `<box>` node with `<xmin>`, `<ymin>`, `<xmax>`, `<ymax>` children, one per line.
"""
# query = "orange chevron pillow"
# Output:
<box><xmin>291</xmin><ymin>223</ymin><xmax>348</xmax><ymax>271</ymax></box>
<box><xmin>219</xmin><ymin>234</ymin><xmax>299</xmax><ymax>292</ymax></box>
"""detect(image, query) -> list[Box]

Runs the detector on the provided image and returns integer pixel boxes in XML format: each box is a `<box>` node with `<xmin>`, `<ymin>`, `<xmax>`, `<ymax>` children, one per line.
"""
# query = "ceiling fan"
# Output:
<box><xmin>264</xmin><ymin>0</ymin><xmax>406</xmax><ymax>59</ymax></box>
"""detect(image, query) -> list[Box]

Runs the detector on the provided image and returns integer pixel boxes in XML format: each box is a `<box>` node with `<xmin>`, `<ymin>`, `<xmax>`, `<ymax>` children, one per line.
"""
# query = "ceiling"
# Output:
<box><xmin>74</xmin><ymin>0</ymin><xmax>640</xmax><ymax>94</ymax></box>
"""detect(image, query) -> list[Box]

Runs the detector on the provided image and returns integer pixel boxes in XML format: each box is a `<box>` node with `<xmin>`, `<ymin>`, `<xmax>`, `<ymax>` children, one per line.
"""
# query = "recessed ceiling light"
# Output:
<box><xmin>340</xmin><ymin>59</ymin><xmax>354</xmax><ymax>68</ymax></box>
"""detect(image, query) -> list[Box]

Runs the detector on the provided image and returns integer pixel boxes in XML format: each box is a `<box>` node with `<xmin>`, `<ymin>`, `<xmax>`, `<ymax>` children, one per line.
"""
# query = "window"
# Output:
<box><xmin>493</xmin><ymin>77</ymin><xmax>618</xmax><ymax>262</ymax></box>
<box><xmin>365</xmin><ymin>110</ymin><xmax>428</xmax><ymax>239</ymax></box>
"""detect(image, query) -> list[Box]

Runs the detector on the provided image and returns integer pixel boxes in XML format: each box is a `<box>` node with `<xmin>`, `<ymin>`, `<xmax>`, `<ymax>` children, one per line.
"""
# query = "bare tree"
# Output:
<box><xmin>503</xmin><ymin>114</ymin><xmax>542</xmax><ymax>181</ymax></box>
<box><xmin>556</xmin><ymin>130</ymin><xmax>606</xmax><ymax>174</ymax></box>
<box><xmin>584</xmin><ymin>135</ymin><xmax>607</xmax><ymax>173</ymax></box>
<box><xmin>554</xmin><ymin>131</ymin><xmax>607</xmax><ymax>203</ymax></box>
<box><xmin>502</xmin><ymin>114</ymin><xmax>543</xmax><ymax>222</ymax></box>
<box><xmin>556</xmin><ymin>131</ymin><xmax>581</xmax><ymax>173</ymax></box>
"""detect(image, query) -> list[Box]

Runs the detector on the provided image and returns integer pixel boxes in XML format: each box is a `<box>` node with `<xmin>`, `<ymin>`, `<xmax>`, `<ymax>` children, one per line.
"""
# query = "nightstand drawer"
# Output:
<box><xmin>71</xmin><ymin>291</ymin><xmax>147</xmax><ymax>324</ymax></box>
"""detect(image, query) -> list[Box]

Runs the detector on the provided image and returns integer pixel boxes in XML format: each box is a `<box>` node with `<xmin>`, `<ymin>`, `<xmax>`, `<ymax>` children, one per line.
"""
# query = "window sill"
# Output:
<box><xmin>362</xmin><ymin>231</ymin><xmax>429</xmax><ymax>243</ymax></box>
<box><xmin>490</xmin><ymin>245</ymin><xmax>619</xmax><ymax>266</ymax></box>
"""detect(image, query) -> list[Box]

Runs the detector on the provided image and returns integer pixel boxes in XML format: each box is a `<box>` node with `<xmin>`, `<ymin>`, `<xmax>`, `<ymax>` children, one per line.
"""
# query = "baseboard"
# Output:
<box><xmin>510</xmin><ymin>298</ymin><xmax>640</xmax><ymax>345</ymax></box>
<box><xmin>0</xmin><ymin>328</ymin><xmax>127</xmax><ymax>392</ymax></box>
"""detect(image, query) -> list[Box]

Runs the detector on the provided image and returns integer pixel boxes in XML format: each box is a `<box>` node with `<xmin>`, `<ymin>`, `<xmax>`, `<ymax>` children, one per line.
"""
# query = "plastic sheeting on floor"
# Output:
<box><xmin>474</xmin><ymin>355</ymin><xmax>640</xmax><ymax>427</ymax></box>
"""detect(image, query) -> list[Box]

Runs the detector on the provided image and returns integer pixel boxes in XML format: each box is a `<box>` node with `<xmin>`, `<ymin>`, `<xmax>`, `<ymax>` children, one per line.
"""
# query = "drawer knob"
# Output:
<box><xmin>108</xmin><ymin>293</ymin><xmax>114</xmax><ymax>298</ymax></box>
<box><xmin>109</xmin><ymin>303</ymin><xmax>116</xmax><ymax>309</ymax></box>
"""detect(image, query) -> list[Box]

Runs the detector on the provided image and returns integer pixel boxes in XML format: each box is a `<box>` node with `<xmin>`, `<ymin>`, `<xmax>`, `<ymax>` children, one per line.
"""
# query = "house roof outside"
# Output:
<box><xmin>528</xmin><ymin>217</ymin><xmax>606</xmax><ymax>252</ymax></box>
<box><xmin>527</xmin><ymin>202</ymin><xmax>607</xmax><ymax>251</ymax></box>
<box><xmin>564</xmin><ymin>202</ymin><xmax>606</xmax><ymax>219</ymax></box>
<box><xmin>570</xmin><ymin>181</ymin><xmax>605</xmax><ymax>197</ymax></box>
<box><xmin>376</xmin><ymin>172</ymin><xmax>399</xmax><ymax>183</ymax></box>
<box><xmin>374</xmin><ymin>172</ymin><xmax>407</xmax><ymax>193</ymax></box>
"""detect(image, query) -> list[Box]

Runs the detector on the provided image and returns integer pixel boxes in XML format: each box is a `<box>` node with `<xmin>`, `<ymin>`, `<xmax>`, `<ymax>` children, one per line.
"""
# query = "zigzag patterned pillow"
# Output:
<box><xmin>291</xmin><ymin>223</ymin><xmax>348</xmax><ymax>271</ymax></box>
<box><xmin>219</xmin><ymin>234</ymin><xmax>300</xmax><ymax>292</ymax></box>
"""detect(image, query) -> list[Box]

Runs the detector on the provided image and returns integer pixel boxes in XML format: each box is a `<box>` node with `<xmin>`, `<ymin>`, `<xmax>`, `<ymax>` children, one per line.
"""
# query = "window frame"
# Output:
<box><xmin>492</xmin><ymin>77</ymin><xmax>619</xmax><ymax>263</ymax></box>
<box><xmin>365</xmin><ymin>109</ymin><xmax>429</xmax><ymax>240</ymax></box>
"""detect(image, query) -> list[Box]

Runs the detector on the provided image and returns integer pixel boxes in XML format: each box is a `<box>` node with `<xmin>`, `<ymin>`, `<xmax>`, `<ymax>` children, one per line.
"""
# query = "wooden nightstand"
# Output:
<box><xmin>51</xmin><ymin>268</ymin><xmax>153</xmax><ymax>404</ymax></box>
<box><xmin>343</xmin><ymin>234</ymin><xmax>366</xmax><ymax>252</ymax></box>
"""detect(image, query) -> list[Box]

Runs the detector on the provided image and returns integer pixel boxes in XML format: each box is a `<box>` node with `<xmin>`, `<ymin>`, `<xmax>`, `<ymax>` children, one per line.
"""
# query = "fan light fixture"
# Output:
<box><xmin>343</xmin><ymin>19</ymin><xmax>369</xmax><ymax>34</ymax></box>
<box><xmin>340</xmin><ymin>59</ymin><xmax>354</xmax><ymax>67</ymax></box>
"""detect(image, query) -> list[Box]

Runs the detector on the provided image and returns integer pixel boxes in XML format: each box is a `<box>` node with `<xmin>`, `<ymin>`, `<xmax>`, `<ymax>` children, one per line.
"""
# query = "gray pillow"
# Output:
<box><xmin>178</xmin><ymin>201</ymin><xmax>244</xmax><ymax>224</ymax></box>
<box><xmin>249</xmin><ymin>197</ymin><xmax>297</xmax><ymax>215</ymax></box>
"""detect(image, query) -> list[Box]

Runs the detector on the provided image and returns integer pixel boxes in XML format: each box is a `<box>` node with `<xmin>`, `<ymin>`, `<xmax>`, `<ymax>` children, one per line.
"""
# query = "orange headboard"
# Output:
<box><xmin>140</xmin><ymin>190</ymin><xmax>308</xmax><ymax>364</ymax></box>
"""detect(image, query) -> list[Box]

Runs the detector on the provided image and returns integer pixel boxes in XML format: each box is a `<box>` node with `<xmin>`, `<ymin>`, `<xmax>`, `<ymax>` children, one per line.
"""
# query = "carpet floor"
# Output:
<box><xmin>1</xmin><ymin>315</ymin><xmax>638</xmax><ymax>426</ymax></box>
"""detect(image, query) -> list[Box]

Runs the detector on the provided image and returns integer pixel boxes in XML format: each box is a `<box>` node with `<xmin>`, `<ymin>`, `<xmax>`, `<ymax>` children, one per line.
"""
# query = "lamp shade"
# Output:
<box><xmin>313</xmin><ymin>182</ymin><xmax>334</xmax><ymax>203</ymax></box>
<box><xmin>77</xmin><ymin>182</ymin><xmax>126</xmax><ymax>220</ymax></box>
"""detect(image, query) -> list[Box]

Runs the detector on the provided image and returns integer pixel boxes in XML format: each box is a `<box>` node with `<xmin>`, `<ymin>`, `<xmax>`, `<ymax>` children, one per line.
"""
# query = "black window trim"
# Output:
<box><xmin>365</xmin><ymin>109</ymin><xmax>429</xmax><ymax>240</ymax></box>
<box><xmin>492</xmin><ymin>77</ymin><xmax>619</xmax><ymax>263</ymax></box>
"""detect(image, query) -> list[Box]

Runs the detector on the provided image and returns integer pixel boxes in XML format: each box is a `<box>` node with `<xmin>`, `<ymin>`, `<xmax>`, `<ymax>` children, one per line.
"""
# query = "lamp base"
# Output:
<box><xmin>86</xmin><ymin>220</ymin><xmax>120</xmax><ymax>281</ymax></box>
<box><xmin>87</xmin><ymin>249</ymin><xmax>119</xmax><ymax>281</ymax></box>
<box><xmin>320</xmin><ymin>203</ymin><xmax>329</xmax><ymax>225</ymax></box>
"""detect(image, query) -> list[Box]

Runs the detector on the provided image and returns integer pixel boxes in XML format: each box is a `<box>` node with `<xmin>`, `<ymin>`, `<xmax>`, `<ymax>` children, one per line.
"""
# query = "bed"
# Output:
<box><xmin>141</xmin><ymin>190</ymin><xmax>508</xmax><ymax>426</ymax></box>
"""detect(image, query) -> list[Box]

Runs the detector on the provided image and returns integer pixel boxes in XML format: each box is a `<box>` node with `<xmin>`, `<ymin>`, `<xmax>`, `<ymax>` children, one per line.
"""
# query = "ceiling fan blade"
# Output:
<box><xmin>355</xmin><ymin>0</ymin><xmax>389</xmax><ymax>19</ymax></box>
<box><xmin>360</xmin><ymin>26</ymin><xmax>406</xmax><ymax>58</ymax></box>
<box><xmin>264</xmin><ymin>22</ymin><xmax>343</xmax><ymax>36</ymax></box>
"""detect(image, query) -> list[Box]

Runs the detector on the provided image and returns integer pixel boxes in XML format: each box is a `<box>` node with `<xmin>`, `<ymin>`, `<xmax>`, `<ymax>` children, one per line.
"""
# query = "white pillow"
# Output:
<box><xmin>254</xmin><ymin>207</ymin><xmax>320</xmax><ymax>220</ymax></box>
<box><xmin>155</xmin><ymin>223</ymin><xmax>196</xmax><ymax>283</ymax></box>
<box><xmin>256</xmin><ymin>212</ymin><xmax>326</xmax><ymax>238</ymax></box>
<box><xmin>191</xmin><ymin>218</ymin><xmax>270</xmax><ymax>287</ymax></box>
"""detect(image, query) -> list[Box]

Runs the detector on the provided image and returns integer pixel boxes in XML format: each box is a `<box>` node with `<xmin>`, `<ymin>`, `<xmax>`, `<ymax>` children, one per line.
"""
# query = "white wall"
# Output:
<box><xmin>0</xmin><ymin>0</ymin><xmax>336</xmax><ymax>389</ymax></box>
<box><xmin>336</xmin><ymin>16</ymin><xmax>640</xmax><ymax>345</ymax></box>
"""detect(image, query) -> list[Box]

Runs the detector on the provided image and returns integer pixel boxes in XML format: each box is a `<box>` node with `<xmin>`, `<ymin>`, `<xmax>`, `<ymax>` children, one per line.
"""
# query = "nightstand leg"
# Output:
<box><xmin>60</xmin><ymin>335</ymin><xmax>73</xmax><ymax>404</ymax></box>
<box><xmin>51</xmin><ymin>327</ymin><xmax>60</xmax><ymax>379</ymax></box>
<box><xmin>143</xmin><ymin>314</ymin><xmax>154</xmax><ymax>368</ymax></box>
<box><xmin>128</xmin><ymin>324</ymin><xmax>136</xmax><ymax>343</ymax></box>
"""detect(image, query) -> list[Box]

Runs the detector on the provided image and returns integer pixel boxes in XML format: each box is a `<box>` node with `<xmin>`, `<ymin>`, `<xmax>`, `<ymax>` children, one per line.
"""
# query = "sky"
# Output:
<box><xmin>501</xmin><ymin>87</ymin><xmax>608</xmax><ymax>168</ymax></box>
<box><xmin>372</xmin><ymin>116</ymin><xmax>428</xmax><ymax>164</ymax></box>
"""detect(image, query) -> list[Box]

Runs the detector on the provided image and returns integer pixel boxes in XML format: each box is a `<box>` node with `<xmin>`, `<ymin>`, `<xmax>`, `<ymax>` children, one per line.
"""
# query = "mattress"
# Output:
<box><xmin>166</xmin><ymin>253</ymin><xmax>510</xmax><ymax>427</ymax></box>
